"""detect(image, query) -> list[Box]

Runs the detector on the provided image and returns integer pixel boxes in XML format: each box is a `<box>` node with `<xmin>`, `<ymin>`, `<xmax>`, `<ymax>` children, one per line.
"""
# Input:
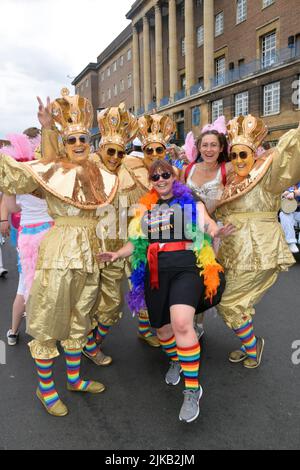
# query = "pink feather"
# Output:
<box><xmin>2</xmin><ymin>133</ymin><xmax>40</xmax><ymax>162</ymax></box>
<box><xmin>184</xmin><ymin>131</ymin><xmax>198</xmax><ymax>163</ymax></box>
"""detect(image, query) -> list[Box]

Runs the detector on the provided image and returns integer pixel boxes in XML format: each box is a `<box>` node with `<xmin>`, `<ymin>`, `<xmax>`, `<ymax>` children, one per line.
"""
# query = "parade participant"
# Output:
<box><xmin>279</xmin><ymin>183</ymin><xmax>300</xmax><ymax>253</ymax></box>
<box><xmin>99</xmin><ymin>160</ymin><xmax>234</xmax><ymax>423</ymax></box>
<box><xmin>0</xmin><ymin>89</ymin><xmax>119</xmax><ymax>417</ymax></box>
<box><xmin>0</xmin><ymin>129</ymin><xmax>54</xmax><ymax>346</ymax></box>
<box><xmin>215</xmin><ymin>115</ymin><xmax>300</xmax><ymax>369</ymax></box>
<box><xmin>129</xmin><ymin>137</ymin><xmax>144</xmax><ymax>159</ymax></box>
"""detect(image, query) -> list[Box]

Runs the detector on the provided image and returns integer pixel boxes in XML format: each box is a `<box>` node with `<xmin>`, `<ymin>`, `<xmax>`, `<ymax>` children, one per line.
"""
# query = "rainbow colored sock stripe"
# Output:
<box><xmin>85</xmin><ymin>331</ymin><xmax>98</xmax><ymax>357</ymax></box>
<box><xmin>234</xmin><ymin>320</ymin><xmax>257</xmax><ymax>360</ymax></box>
<box><xmin>159</xmin><ymin>335</ymin><xmax>179</xmax><ymax>362</ymax></box>
<box><xmin>35</xmin><ymin>359</ymin><xmax>59</xmax><ymax>408</ymax></box>
<box><xmin>177</xmin><ymin>343</ymin><xmax>201</xmax><ymax>391</ymax></box>
<box><xmin>96</xmin><ymin>323</ymin><xmax>110</xmax><ymax>343</ymax></box>
<box><xmin>64</xmin><ymin>349</ymin><xmax>90</xmax><ymax>391</ymax></box>
<box><xmin>138</xmin><ymin>316</ymin><xmax>153</xmax><ymax>339</ymax></box>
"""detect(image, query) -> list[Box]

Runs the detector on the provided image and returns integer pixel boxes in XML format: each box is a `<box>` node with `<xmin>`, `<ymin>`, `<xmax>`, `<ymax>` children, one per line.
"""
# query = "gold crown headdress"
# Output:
<box><xmin>98</xmin><ymin>103</ymin><xmax>138</xmax><ymax>149</ymax></box>
<box><xmin>137</xmin><ymin>114</ymin><xmax>175</xmax><ymax>149</ymax></box>
<box><xmin>227</xmin><ymin>115</ymin><xmax>268</xmax><ymax>152</ymax></box>
<box><xmin>51</xmin><ymin>88</ymin><xmax>93</xmax><ymax>138</ymax></box>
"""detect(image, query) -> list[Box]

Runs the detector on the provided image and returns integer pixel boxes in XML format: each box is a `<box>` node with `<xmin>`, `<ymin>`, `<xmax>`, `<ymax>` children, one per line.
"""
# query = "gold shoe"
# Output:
<box><xmin>138</xmin><ymin>334</ymin><xmax>161</xmax><ymax>348</ymax></box>
<box><xmin>36</xmin><ymin>388</ymin><xmax>68</xmax><ymax>417</ymax></box>
<box><xmin>243</xmin><ymin>337</ymin><xmax>265</xmax><ymax>369</ymax></box>
<box><xmin>82</xmin><ymin>348</ymin><xmax>112</xmax><ymax>366</ymax></box>
<box><xmin>229</xmin><ymin>350</ymin><xmax>248</xmax><ymax>363</ymax></box>
<box><xmin>67</xmin><ymin>380</ymin><xmax>106</xmax><ymax>394</ymax></box>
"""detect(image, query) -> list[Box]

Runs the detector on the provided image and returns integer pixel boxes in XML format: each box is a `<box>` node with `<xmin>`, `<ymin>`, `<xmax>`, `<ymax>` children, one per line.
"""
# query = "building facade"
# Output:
<box><xmin>73</xmin><ymin>0</ymin><xmax>300</xmax><ymax>146</ymax></box>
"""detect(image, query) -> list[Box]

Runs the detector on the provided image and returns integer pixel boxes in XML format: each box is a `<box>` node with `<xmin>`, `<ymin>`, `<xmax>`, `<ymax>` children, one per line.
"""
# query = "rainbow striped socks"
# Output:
<box><xmin>233</xmin><ymin>320</ymin><xmax>257</xmax><ymax>360</ymax></box>
<box><xmin>95</xmin><ymin>323</ymin><xmax>110</xmax><ymax>343</ymax></box>
<box><xmin>35</xmin><ymin>359</ymin><xmax>59</xmax><ymax>408</ymax></box>
<box><xmin>138</xmin><ymin>316</ymin><xmax>153</xmax><ymax>339</ymax></box>
<box><xmin>177</xmin><ymin>343</ymin><xmax>201</xmax><ymax>391</ymax></box>
<box><xmin>159</xmin><ymin>335</ymin><xmax>179</xmax><ymax>362</ymax></box>
<box><xmin>85</xmin><ymin>331</ymin><xmax>98</xmax><ymax>357</ymax></box>
<box><xmin>64</xmin><ymin>349</ymin><xmax>90</xmax><ymax>391</ymax></box>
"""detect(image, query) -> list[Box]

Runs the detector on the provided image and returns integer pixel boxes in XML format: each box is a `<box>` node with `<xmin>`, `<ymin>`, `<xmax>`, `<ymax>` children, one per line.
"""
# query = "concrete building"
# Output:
<box><xmin>73</xmin><ymin>0</ymin><xmax>300</xmax><ymax>146</ymax></box>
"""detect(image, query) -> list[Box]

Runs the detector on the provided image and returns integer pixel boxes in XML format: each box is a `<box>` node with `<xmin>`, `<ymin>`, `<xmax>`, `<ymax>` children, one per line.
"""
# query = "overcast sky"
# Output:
<box><xmin>0</xmin><ymin>0</ymin><xmax>132</xmax><ymax>139</ymax></box>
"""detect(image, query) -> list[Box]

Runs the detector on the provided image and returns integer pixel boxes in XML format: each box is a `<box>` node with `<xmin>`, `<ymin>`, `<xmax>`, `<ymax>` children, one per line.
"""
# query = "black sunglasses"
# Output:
<box><xmin>145</xmin><ymin>146</ymin><xmax>165</xmax><ymax>156</ymax></box>
<box><xmin>107</xmin><ymin>148</ymin><xmax>126</xmax><ymax>159</ymax></box>
<box><xmin>229</xmin><ymin>151</ymin><xmax>251</xmax><ymax>160</ymax></box>
<box><xmin>150</xmin><ymin>172</ymin><xmax>172</xmax><ymax>182</ymax></box>
<box><xmin>66</xmin><ymin>135</ymin><xmax>89</xmax><ymax>145</ymax></box>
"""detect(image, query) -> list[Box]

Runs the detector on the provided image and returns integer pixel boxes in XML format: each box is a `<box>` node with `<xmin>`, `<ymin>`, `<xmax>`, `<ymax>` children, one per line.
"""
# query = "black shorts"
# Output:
<box><xmin>144</xmin><ymin>265</ymin><xmax>226</xmax><ymax>329</ymax></box>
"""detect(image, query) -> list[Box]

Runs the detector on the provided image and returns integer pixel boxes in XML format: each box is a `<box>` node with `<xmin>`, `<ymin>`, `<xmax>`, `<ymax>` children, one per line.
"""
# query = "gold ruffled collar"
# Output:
<box><xmin>24</xmin><ymin>157</ymin><xmax>118</xmax><ymax>210</ymax></box>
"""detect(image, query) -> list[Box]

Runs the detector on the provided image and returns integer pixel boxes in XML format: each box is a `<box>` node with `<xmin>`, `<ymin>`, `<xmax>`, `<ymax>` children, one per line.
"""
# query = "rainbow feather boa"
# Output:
<box><xmin>127</xmin><ymin>181</ymin><xmax>224</xmax><ymax>314</ymax></box>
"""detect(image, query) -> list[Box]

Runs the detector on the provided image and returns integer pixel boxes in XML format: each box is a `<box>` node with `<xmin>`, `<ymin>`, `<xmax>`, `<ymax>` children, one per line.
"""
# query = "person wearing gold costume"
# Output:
<box><xmin>0</xmin><ymin>89</ymin><xmax>121</xmax><ymax>417</ymax></box>
<box><xmin>215</xmin><ymin>115</ymin><xmax>300</xmax><ymax>369</ymax></box>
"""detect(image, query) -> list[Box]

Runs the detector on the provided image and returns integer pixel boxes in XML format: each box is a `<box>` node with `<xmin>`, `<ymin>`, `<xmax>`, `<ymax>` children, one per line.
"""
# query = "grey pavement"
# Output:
<box><xmin>0</xmin><ymin>242</ymin><xmax>299</xmax><ymax>450</ymax></box>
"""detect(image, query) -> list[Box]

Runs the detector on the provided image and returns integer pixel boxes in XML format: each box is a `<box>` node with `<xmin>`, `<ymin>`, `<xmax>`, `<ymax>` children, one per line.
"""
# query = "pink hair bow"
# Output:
<box><xmin>184</xmin><ymin>131</ymin><xmax>198</xmax><ymax>163</ymax></box>
<box><xmin>202</xmin><ymin>116</ymin><xmax>227</xmax><ymax>135</ymax></box>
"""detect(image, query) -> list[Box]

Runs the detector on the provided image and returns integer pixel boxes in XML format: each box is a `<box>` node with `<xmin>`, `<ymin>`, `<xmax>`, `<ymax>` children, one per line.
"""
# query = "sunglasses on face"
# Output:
<box><xmin>66</xmin><ymin>135</ymin><xmax>89</xmax><ymax>145</ymax></box>
<box><xmin>150</xmin><ymin>172</ymin><xmax>172</xmax><ymax>183</ymax></box>
<box><xmin>229</xmin><ymin>151</ymin><xmax>251</xmax><ymax>160</ymax></box>
<box><xmin>145</xmin><ymin>146</ymin><xmax>165</xmax><ymax>156</ymax></box>
<box><xmin>106</xmin><ymin>147</ymin><xmax>126</xmax><ymax>159</ymax></box>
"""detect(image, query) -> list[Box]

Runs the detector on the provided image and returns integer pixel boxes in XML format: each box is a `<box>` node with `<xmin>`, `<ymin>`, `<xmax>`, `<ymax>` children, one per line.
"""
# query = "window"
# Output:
<box><xmin>120</xmin><ymin>79</ymin><xmax>125</xmax><ymax>92</ymax></box>
<box><xmin>128</xmin><ymin>73</ymin><xmax>132</xmax><ymax>88</ymax></box>
<box><xmin>192</xmin><ymin>107</ymin><xmax>201</xmax><ymax>127</ymax></box>
<box><xmin>237</xmin><ymin>0</ymin><xmax>247</xmax><ymax>24</ymax></box>
<box><xmin>263</xmin><ymin>0</ymin><xmax>274</xmax><ymax>8</ymax></box>
<box><xmin>127</xmin><ymin>49</ymin><xmax>132</xmax><ymax>61</ymax></box>
<box><xmin>108</xmin><ymin>88</ymin><xmax>111</xmax><ymax>100</ymax></box>
<box><xmin>197</xmin><ymin>26</ymin><xmax>204</xmax><ymax>47</ymax></box>
<box><xmin>102</xmin><ymin>92</ymin><xmax>105</xmax><ymax>104</ymax></box>
<box><xmin>113</xmin><ymin>61</ymin><xmax>117</xmax><ymax>72</ymax></box>
<box><xmin>261</xmin><ymin>31</ymin><xmax>277</xmax><ymax>68</ymax></box>
<box><xmin>215</xmin><ymin>56</ymin><xmax>226</xmax><ymax>86</ymax></box>
<box><xmin>120</xmin><ymin>55</ymin><xmax>124</xmax><ymax>67</ymax></box>
<box><xmin>107</xmin><ymin>67</ymin><xmax>111</xmax><ymax>77</ymax></box>
<box><xmin>235</xmin><ymin>91</ymin><xmax>249</xmax><ymax>116</ymax></box>
<box><xmin>215</xmin><ymin>12</ymin><xmax>224</xmax><ymax>37</ymax></box>
<box><xmin>180</xmin><ymin>74</ymin><xmax>186</xmax><ymax>89</ymax></box>
<box><xmin>101</xmin><ymin>72</ymin><xmax>105</xmax><ymax>82</ymax></box>
<box><xmin>114</xmin><ymin>84</ymin><xmax>118</xmax><ymax>96</ymax></box>
<box><xmin>85</xmin><ymin>79</ymin><xmax>89</xmax><ymax>88</ymax></box>
<box><xmin>181</xmin><ymin>38</ymin><xmax>185</xmax><ymax>56</ymax></box>
<box><xmin>212</xmin><ymin>99</ymin><xmax>224</xmax><ymax>121</ymax></box>
<box><xmin>180</xmin><ymin>3</ymin><xmax>185</xmax><ymax>18</ymax></box>
<box><xmin>263</xmin><ymin>82</ymin><xmax>280</xmax><ymax>115</ymax></box>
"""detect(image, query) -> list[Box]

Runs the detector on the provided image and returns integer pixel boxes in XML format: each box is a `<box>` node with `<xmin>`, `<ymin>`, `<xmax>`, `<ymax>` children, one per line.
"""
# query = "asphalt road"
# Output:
<box><xmin>0</xmin><ymin>243</ymin><xmax>299</xmax><ymax>450</ymax></box>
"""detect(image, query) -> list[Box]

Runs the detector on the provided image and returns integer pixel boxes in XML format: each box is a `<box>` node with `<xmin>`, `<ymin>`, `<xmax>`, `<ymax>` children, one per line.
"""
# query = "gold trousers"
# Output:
<box><xmin>27</xmin><ymin>267</ymin><xmax>101</xmax><ymax>359</ymax></box>
<box><xmin>217</xmin><ymin>268</ymin><xmax>279</xmax><ymax>329</ymax></box>
<box><xmin>94</xmin><ymin>262</ymin><xmax>125</xmax><ymax>327</ymax></box>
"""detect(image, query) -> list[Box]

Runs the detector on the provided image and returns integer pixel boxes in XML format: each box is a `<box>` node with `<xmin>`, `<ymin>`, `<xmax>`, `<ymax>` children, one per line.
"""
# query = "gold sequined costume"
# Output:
<box><xmin>215</xmin><ymin>127</ymin><xmax>300</xmax><ymax>329</ymax></box>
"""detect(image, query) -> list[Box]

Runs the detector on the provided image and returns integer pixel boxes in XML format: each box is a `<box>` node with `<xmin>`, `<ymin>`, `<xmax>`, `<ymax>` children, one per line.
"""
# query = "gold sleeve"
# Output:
<box><xmin>265</xmin><ymin>128</ymin><xmax>300</xmax><ymax>194</ymax></box>
<box><xmin>41</xmin><ymin>127</ymin><xmax>61</xmax><ymax>162</ymax></box>
<box><xmin>0</xmin><ymin>154</ymin><xmax>39</xmax><ymax>195</ymax></box>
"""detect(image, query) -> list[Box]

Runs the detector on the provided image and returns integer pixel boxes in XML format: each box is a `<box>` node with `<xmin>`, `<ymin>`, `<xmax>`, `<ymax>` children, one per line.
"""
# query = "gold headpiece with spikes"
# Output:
<box><xmin>137</xmin><ymin>114</ymin><xmax>175</xmax><ymax>149</ymax></box>
<box><xmin>98</xmin><ymin>103</ymin><xmax>138</xmax><ymax>149</ymax></box>
<box><xmin>51</xmin><ymin>88</ymin><xmax>93</xmax><ymax>138</ymax></box>
<box><xmin>227</xmin><ymin>115</ymin><xmax>268</xmax><ymax>152</ymax></box>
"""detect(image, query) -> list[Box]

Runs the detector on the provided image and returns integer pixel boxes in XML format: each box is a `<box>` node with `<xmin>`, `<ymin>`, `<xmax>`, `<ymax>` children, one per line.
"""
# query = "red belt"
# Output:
<box><xmin>147</xmin><ymin>241</ymin><xmax>193</xmax><ymax>290</ymax></box>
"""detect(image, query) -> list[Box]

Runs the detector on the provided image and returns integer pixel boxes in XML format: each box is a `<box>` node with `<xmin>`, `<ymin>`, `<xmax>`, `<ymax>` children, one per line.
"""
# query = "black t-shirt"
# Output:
<box><xmin>141</xmin><ymin>197</ymin><xmax>197</xmax><ymax>270</ymax></box>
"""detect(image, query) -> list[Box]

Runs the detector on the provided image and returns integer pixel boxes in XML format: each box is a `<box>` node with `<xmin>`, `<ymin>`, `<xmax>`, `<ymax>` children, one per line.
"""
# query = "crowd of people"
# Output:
<box><xmin>0</xmin><ymin>88</ymin><xmax>299</xmax><ymax>423</ymax></box>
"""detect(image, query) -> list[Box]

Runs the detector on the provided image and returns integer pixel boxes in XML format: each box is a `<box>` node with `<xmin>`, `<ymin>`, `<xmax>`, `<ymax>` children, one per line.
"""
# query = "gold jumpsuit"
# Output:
<box><xmin>215</xmin><ymin>129</ymin><xmax>300</xmax><ymax>329</ymax></box>
<box><xmin>0</xmin><ymin>153</ymin><xmax>118</xmax><ymax>358</ymax></box>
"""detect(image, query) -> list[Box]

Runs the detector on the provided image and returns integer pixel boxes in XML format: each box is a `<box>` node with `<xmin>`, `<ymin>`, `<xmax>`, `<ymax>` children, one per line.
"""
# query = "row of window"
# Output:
<box><xmin>101</xmin><ymin>74</ymin><xmax>132</xmax><ymax>103</ymax></box>
<box><xmin>101</xmin><ymin>49</ymin><xmax>132</xmax><ymax>82</ymax></box>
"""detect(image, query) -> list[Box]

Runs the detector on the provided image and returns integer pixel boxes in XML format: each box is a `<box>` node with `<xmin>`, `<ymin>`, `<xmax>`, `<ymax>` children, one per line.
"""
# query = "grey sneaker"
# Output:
<box><xmin>7</xmin><ymin>329</ymin><xmax>19</xmax><ymax>346</ymax></box>
<box><xmin>165</xmin><ymin>361</ymin><xmax>182</xmax><ymax>386</ymax></box>
<box><xmin>179</xmin><ymin>386</ymin><xmax>203</xmax><ymax>423</ymax></box>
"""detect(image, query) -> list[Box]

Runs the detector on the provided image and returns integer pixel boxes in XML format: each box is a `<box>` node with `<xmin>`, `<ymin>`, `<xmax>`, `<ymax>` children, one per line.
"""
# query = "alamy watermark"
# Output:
<box><xmin>0</xmin><ymin>340</ymin><xmax>6</xmax><ymax>365</ymax></box>
<box><xmin>291</xmin><ymin>340</ymin><xmax>300</xmax><ymax>365</ymax></box>
<box><xmin>292</xmin><ymin>79</ymin><xmax>300</xmax><ymax>107</ymax></box>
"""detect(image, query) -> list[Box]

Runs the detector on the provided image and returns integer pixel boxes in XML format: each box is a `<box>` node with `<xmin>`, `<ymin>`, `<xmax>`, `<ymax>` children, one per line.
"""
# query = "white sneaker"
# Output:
<box><xmin>0</xmin><ymin>268</ymin><xmax>8</xmax><ymax>278</ymax></box>
<box><xmin>7</xmin><ymin>330</ymin><xmax>19</xmax><ymax>346</ymax></box>
<box><xmin>289</xmin><ymin>243</ymin><xmax>299</xmax><ymax>254</ymax></box>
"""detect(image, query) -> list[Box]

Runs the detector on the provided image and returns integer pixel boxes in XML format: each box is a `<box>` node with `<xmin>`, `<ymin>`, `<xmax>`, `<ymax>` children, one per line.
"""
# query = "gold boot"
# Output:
<box><xmin>67</xmin><ymin>380</ymin><xmax>105</xmax><ymax>394</ymax></box>
<box><xmin>138</xmin><ymin>334</ymin><xmax>161</xmax><ymax>348</ymax></box>
<box><xmin>243</xmin><ymin>337</ymin><xmax>265</xmax><ymax>369</ymax></box>
<box><xmin>228</xmin><ymin>350</ymin><xmax>247</xmax><ymax>363</ymax></box>
<box><xmin>82</xmin><ymin>348</ymin><xmax>112</xmax><ymax>366</ymax></box>
<box><xmin>36</xmin><ymin>388</ymin><xmax>68</xmax><ymax>417</ymax></box>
